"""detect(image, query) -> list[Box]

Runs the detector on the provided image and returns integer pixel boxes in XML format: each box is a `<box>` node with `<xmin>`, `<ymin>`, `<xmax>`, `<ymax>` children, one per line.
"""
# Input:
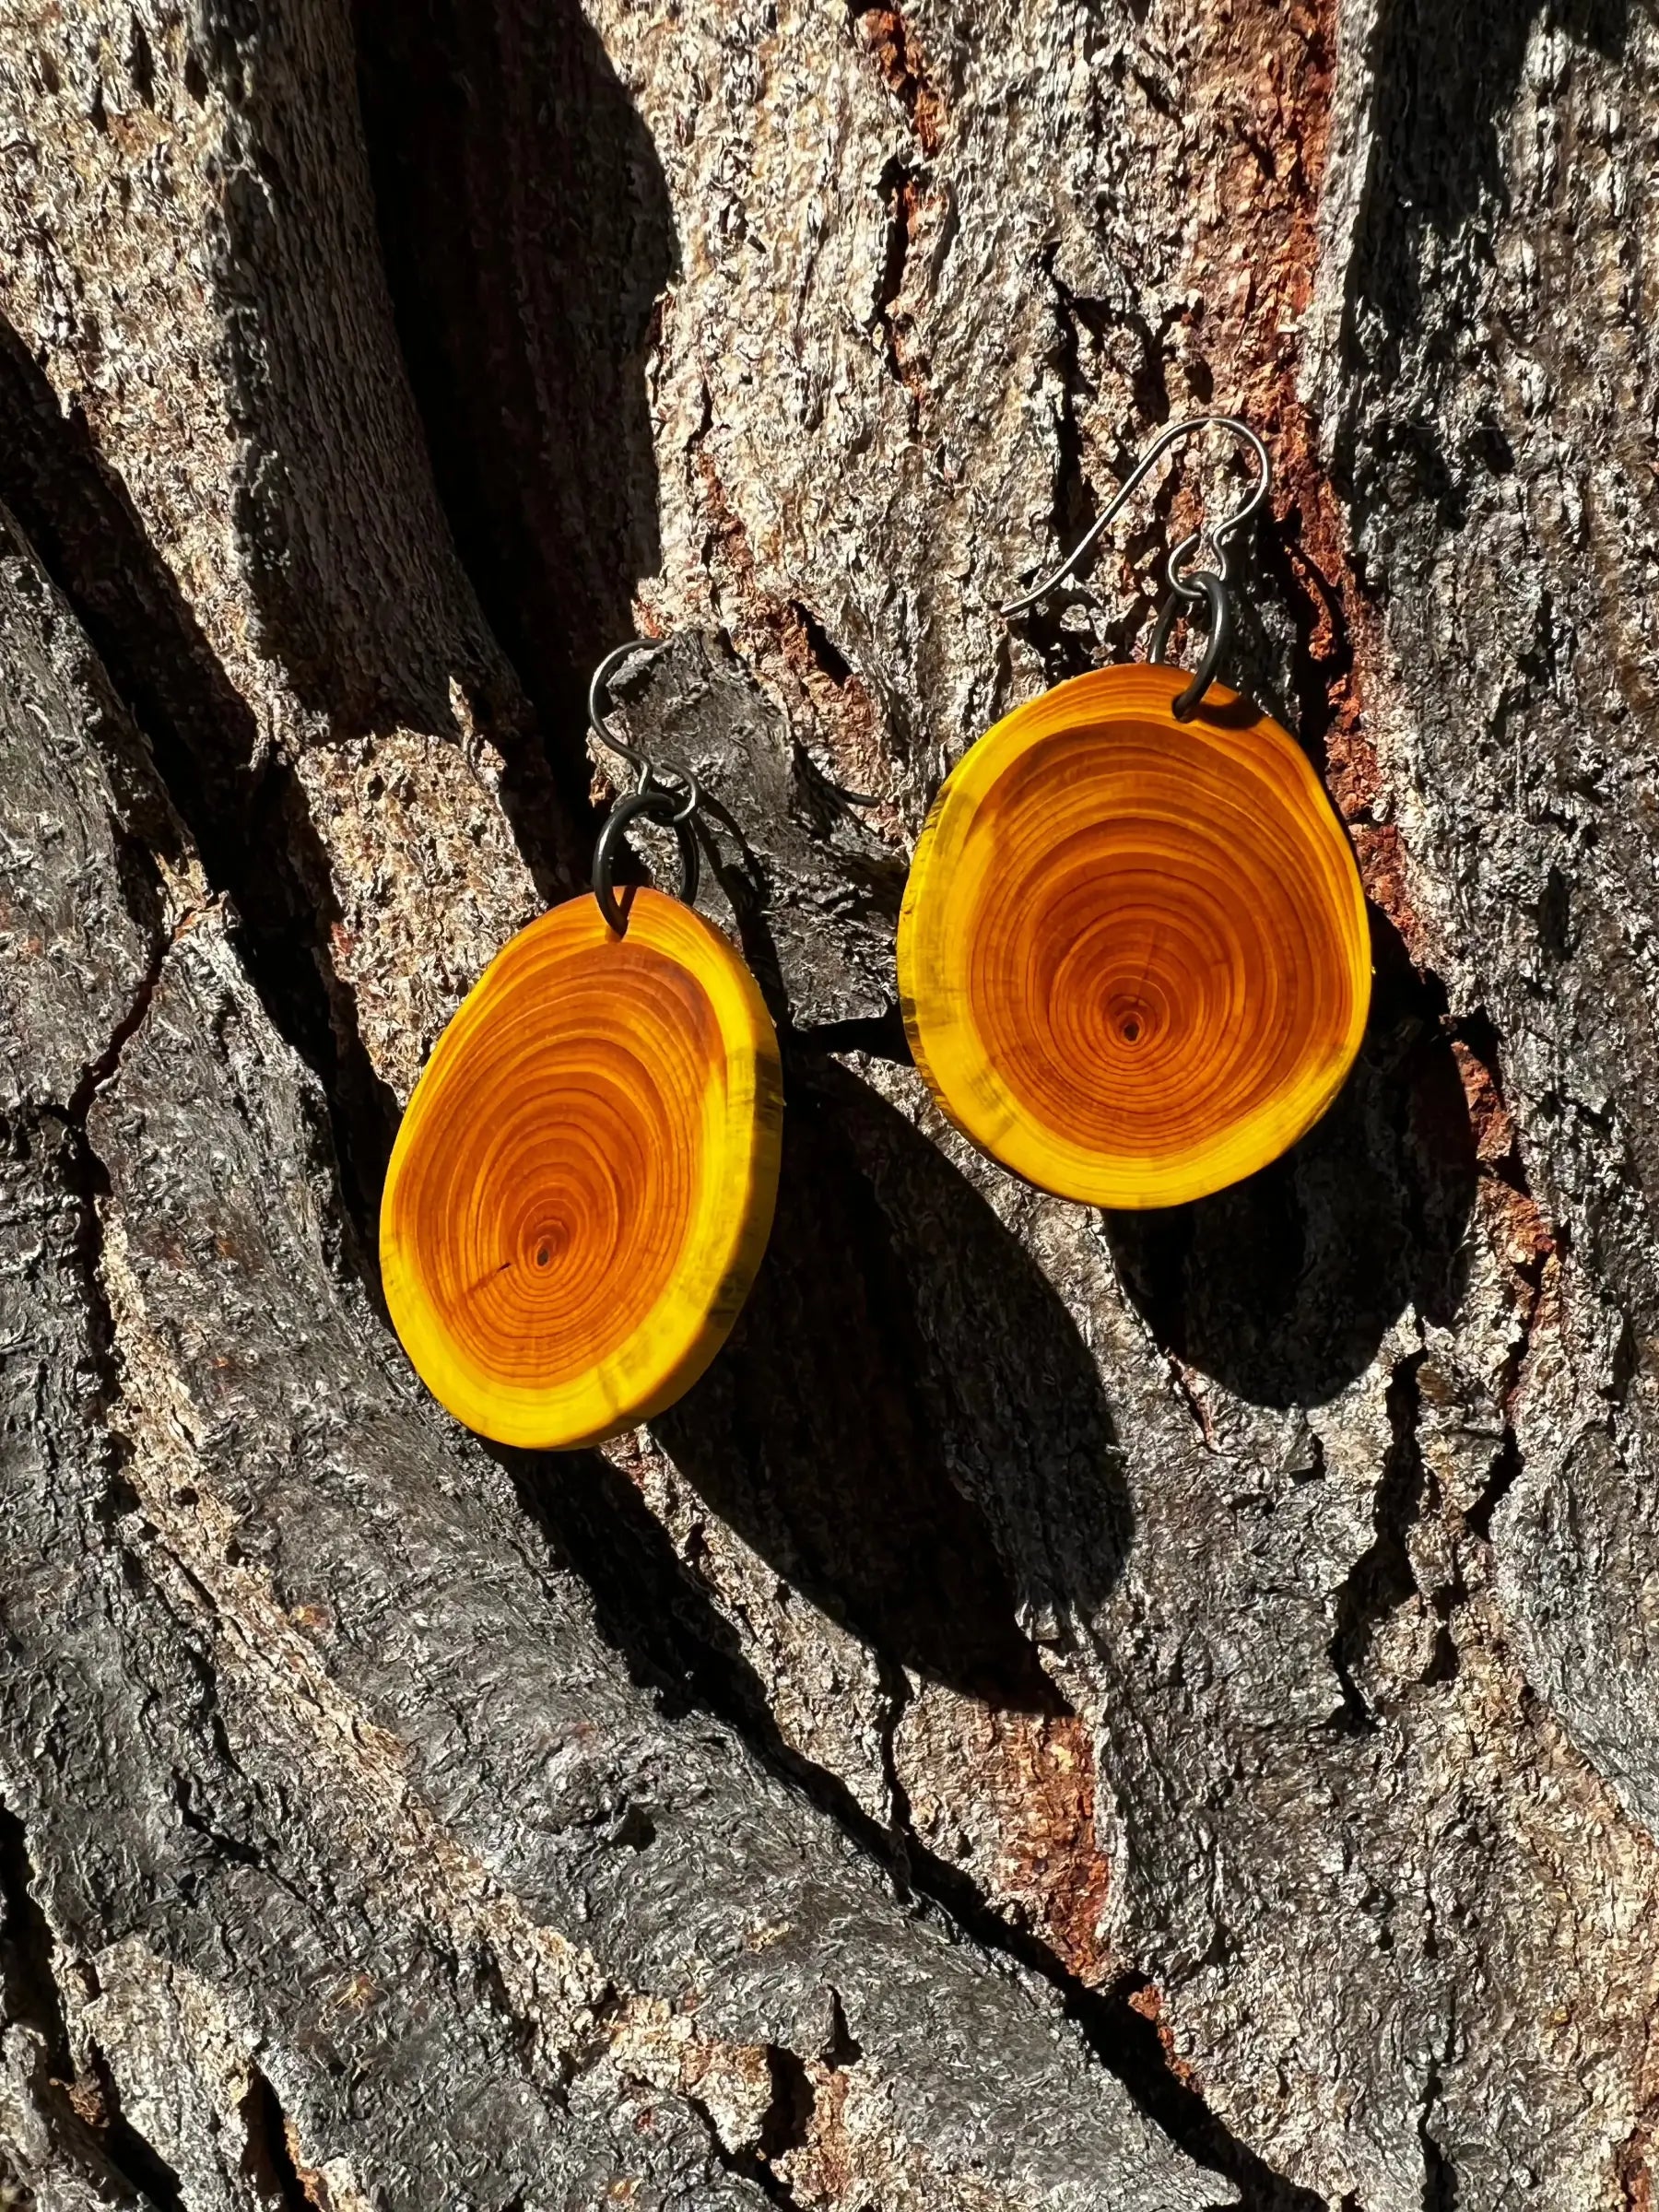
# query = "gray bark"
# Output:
<box><xmin>1</xmin><ymin>3</ymin><xmax>1657</xmax><ymax>2209</ymax></box>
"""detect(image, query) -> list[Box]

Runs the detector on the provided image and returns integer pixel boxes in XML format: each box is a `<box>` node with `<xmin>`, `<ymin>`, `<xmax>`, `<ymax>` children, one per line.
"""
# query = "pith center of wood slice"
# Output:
<box><xmin>381</xmin><ymin>888</ymin><xmax>782</xmax><ymax>1448</ymax></box>
<box><xmin>898</xmin><ymin>664</ymin><xmax>1371</xmax><ymax>1208</ymax></box>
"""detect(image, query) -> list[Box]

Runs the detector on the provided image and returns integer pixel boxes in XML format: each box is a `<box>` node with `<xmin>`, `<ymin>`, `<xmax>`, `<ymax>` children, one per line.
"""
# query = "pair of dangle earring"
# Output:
<box><xmin>381</xmin><ymin>414</ymin><xmax>1371</xmax><ymax>1450</ymax></box>
<box><xmin>899</xmin><ymin>414</ymin><xmax>1371</xmax><ymax>1211</ymax></box>
<box><xmin>379</xmin><ymin>647</ymin><xmax>782</xmax><ymax>1451</ymax></box>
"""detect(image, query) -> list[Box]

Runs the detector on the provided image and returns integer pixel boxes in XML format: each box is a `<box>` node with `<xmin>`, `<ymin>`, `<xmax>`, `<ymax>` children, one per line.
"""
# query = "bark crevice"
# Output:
<box><xmin>1328</xmin><ymin>1351</ymin><xmax>1430</xmax><ymax>1733</ymax></box>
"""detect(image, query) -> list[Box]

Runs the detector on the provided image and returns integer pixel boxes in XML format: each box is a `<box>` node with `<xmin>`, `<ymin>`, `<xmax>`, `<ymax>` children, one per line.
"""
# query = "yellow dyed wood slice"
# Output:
<box><xmin>898</xmin><ymin>663</ymin><xmax>1371</xmax><ymax>1209</ymax></box>
<box><xmin>381</xmin><ymin>888</ymin><xmax>782</xmax><ymax>1448</ymax></box>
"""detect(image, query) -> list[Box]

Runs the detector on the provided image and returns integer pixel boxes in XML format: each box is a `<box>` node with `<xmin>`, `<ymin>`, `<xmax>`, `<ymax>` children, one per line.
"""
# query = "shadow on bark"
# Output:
<box><xmin>1103</xmin><ymin>906</ymin><xmax>1477</xmax><ymax>1407</ymax></box>
<box><xmin>1347</xmin><ymin>0</ymin><xmax>1630</xmax><ymax>371</ymax></box>
<box><xmin>352</xmin><ymin>0</ymin><xmax>677</xmax><ymax>820</ymax></box>
<box><xmin>653</xmin><ymin>1056</ymin><xmax>1127</xmax><ymax>1710</ymax></box>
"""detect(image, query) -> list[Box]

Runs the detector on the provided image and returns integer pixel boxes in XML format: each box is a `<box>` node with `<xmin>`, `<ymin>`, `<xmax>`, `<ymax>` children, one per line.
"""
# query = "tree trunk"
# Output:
<box><xmin>1</xmin><ymin>2</ymin><xmax>1656</xmax><ymax>2207</ymax></box>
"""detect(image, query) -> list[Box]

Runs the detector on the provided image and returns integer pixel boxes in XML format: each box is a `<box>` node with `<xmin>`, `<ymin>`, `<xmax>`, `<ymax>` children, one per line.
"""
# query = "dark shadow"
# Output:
<box><xmin>648</xmin><ymin>1054</ymin><xmax>1129</xmax><ymax>1710</ymax></box>
<box><xmin>1104</xmin><ymin>907</ymin><xmax>1478</xmax><ymax>1407</ymax></box>
<box><xmin>1331</xmin><ymin>1</ymin><xmax>1635</xmax><ymax>675</ymax></box>
<box><xmin>351</xmin><ymin>0</ymin><xmax>677</xmax><ymax>817</ymax></box>
<box><xmin>0</xmin><ymin>320</ymin><xmax>400</xmax><ymax>1265</ymax></box>
<box><xmin>1347</xmin><ymin>0</ymin><xmax>1630</xmax><ymax>355</ymax></box>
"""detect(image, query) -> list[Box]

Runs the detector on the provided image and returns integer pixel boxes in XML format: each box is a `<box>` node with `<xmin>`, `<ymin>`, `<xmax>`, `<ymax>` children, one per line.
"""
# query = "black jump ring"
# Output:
<box><xmin>592</xmin><ymin>789</ymin><xmax>701</xmax><ymax>935</ymax></box>
<box><xmin>1149</xmin><ymin>570</ymin><xmax>1230</xmax><ymax>719</ymax></box>
<box><xmin>642</xmin><ymin>765</ymin><xmax>702</xmax><ymax>824</ymax></box>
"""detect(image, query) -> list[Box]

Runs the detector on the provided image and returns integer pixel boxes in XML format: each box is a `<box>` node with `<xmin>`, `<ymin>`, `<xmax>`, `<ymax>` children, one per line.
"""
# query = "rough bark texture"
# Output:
<box><xmin>1</xmin><ymin>3</ymin><xmax>1657</xmax><ymax>2209</ymax></box>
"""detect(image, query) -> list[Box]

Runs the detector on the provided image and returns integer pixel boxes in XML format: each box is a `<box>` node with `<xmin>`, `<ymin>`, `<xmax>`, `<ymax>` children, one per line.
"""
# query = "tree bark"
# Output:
<box><xmin>1</xmin><ymin>3</ymin><xmax>1656</xmax><ymax>2208</ymax></box>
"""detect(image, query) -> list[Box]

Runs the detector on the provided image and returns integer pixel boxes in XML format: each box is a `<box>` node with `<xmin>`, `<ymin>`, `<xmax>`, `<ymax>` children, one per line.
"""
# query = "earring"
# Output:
<box><xmin>381</xmin><ymin>641</ymin><xmax>782</xmax><ymax>1448</ymax></box>
<box><xmin>898</xmin><ymin>416</ymin><xmax>1370</xmax><ymax>1210</ymax></box>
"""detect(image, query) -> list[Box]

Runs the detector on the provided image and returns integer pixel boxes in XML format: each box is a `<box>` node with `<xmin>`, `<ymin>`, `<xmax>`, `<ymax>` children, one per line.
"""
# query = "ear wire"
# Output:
<box><xmin>999</xmin><ymin>413</ymin><xmax>1272</xmax><ymax>618</ymax></box>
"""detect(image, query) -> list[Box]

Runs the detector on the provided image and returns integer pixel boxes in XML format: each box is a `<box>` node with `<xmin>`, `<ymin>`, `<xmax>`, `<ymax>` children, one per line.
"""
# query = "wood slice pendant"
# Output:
<box><xmin>381</xmin><ymin>888</ymin><xmax>782</xmax><ymax>1448</ymax></box>
<box><xmin>898</xmin><ymin>663</ymin><xmax>1371</xmax><ymax>1208</ymax></box>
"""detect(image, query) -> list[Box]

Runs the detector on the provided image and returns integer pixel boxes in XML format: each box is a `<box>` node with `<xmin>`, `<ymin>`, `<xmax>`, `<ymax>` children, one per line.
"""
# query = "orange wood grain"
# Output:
<box><xmin>898</xmin><ymin>663</ymin><xmax>1371</xmax><ymax>1208</ymax></box>
<box><xmin>381</xmin><ymin>888</ymin><xmax>782</xmax><ymax>1446</ymax></box>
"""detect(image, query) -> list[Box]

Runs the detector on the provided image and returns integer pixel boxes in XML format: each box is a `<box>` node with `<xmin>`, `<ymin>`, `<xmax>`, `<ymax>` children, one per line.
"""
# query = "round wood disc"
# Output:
<box><xmin>897</xmin><ymin>663</ymin><xmax>1371</xmax><ymax>1208</ymax></box>
<box><xmin>381</xmin><ymin>887</ymin><xmax>782</xmax><ymax>1448</ymax></box>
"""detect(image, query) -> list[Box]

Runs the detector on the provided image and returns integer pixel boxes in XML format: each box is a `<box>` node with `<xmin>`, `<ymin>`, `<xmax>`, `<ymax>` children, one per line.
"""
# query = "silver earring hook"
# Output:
<box><xmin>587</xmin><ymin>638</ymin><xmax>703</xmax><ymax>826</ymax></box>
<box><xmin>999</xmin><ymin>414</ymin><xmax>1272</xmax><ymax>618</ymax></box>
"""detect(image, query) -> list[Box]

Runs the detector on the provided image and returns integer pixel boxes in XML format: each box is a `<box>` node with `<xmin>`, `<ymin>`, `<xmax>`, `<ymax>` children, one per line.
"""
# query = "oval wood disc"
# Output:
<box><xmin>898</xmin><ymin>663</ymin><xmax>1371</xmax><ymax>1208</ymax></box>
<box><xmin>381</xmin><ymin>888</ymin><xmax>782</xmax><ymax>1448</ymax></box>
